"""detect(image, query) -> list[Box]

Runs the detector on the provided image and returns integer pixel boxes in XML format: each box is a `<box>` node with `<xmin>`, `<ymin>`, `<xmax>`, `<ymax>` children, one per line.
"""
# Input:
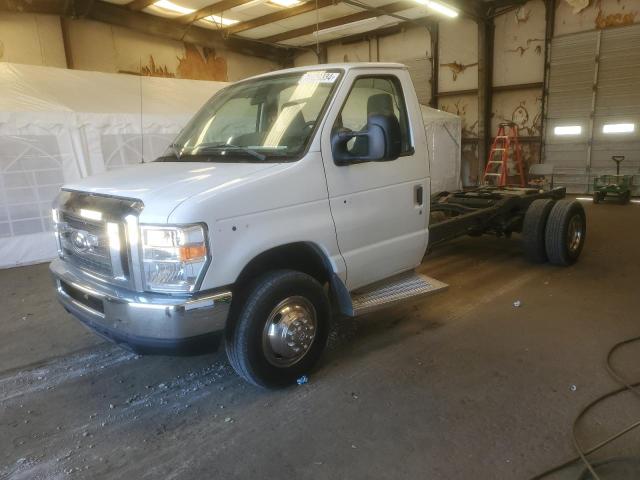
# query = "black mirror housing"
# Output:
<box><xmin>332</xmin><ymin>113</ymin><xmax>402</xmax><ymax>165</ymax></box>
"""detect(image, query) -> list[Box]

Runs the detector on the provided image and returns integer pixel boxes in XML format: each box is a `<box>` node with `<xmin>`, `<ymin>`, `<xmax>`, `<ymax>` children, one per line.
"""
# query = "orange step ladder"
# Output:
<box><xmin>482</xmin><ymin>122</ymin><xmax>526</xmax><ymax>187</ymax></box>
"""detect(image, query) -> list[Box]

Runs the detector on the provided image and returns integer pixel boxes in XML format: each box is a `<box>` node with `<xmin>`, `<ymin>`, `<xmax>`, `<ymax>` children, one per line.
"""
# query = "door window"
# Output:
<box><xmin>333</xmin><ymin>76</ymin><xmax>412</xmax><ymax>156</ymax></box>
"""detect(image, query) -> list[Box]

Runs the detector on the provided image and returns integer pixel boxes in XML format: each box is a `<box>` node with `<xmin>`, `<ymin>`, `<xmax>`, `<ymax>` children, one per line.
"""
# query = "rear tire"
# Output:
<box><xmin>225</xmin><ymin>270</ymin><xmax>330</xmax><ymax>388</ymax></box>
<box><xmin>545</xmin><ymin>200</ymin><xmax>586</xmax><ymax>266</ymax></box>
<box><xmin>593</xmin><ymin>192</ymin><xmax>601</xmax><ymax>204</ymax></box>
<box><xmin>522</xmin><ymin>199</ymin><xmax>555</xmax><ymax>263</ymax></box>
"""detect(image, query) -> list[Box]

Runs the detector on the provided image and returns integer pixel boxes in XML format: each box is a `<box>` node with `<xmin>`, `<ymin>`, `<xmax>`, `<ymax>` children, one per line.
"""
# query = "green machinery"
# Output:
<box><xmin>593</xmin><ymin>156</ymin><xmax>634</xmax><ymax>204</ymax></box>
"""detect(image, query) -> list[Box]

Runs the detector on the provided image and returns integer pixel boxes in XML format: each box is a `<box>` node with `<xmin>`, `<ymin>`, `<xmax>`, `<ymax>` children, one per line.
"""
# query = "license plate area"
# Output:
<box><xmin>60</xmin><ymin>281</ymin><xmax>105</xmax><ymax>315</ymax></box>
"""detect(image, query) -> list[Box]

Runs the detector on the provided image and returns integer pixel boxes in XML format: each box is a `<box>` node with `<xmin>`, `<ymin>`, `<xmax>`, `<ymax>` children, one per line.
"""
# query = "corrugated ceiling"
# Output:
<box><xmin>103</xmin><ymin>0</ymin><xmax>435</xmax><ymax>46</ymax></box>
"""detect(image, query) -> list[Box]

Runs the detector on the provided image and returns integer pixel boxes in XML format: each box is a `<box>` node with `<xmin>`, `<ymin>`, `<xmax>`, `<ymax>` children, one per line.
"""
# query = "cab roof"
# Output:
<box><xmin>247</xmin><ymin>63</ymin><xmax>408</xmax><ymax>81</ymax></box>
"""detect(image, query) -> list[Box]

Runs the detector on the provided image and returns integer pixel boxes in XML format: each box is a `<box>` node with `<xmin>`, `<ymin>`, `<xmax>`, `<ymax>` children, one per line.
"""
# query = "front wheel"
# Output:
<box><xmin>225</xmin><ymin>270</ymin><xmax>331</xmax><ymax>388</ymax></box>
<box><xmin>545</xmin><ymin>200</ymin><xmax>586</xmax><ymax>266</ymax></box>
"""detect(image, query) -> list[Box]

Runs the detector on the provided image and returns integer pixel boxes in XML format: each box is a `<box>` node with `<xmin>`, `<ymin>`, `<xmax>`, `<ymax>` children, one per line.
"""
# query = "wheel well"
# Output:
<box><xmin>235</xmin><ymin>243</ymin><xmax>333</xmax><ymax>293</ymax></box>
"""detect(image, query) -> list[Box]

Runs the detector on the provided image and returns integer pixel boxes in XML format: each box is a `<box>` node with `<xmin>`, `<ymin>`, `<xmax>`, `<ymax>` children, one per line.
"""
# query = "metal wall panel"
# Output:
<box><xmin>592</xmin><ymin>25</ymin><xmax>640</xmax><ymax>193</ymax></box>
<box><xmin>545</xmin><ymin>25</ymin><xmax>640</xmax><ymax>193</ymax></box>
<box><xmin>544</xmin><ymin>31</ymin><xmax>598</xmax><ymax>193</ymax></box>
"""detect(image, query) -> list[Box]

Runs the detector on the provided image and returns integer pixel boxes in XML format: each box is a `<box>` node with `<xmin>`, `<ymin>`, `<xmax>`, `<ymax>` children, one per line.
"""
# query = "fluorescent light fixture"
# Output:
<box><xmin>554</xmin><ymin>125</ymin><xmax>582</xmax><ymax>136</ymax></box>
<box><xmin>153</xmin><ymin>0</ymin><xmax>238</xmax><ymax>25</ymax></box>
<box><xmin>313</xmin><ymin>17</ymin><xmax>377</xmax><ymax>36</ymax></box>
<box><xmin>415</xmin><ymin>0</ymin><xmax>458</xmax><ymax>17</ymax></box>
<box><xmin>270</xmin><ymin>0</ymin><xmax>301</xmax><ymax>6</ymax></box>
<box><xmin>603</xmin><ymin>123</ymin><xmax>635</xmax><ymax>134</ymax></box>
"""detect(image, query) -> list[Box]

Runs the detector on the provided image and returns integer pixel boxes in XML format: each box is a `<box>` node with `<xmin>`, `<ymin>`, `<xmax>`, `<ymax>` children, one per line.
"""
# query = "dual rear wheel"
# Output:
<box><xmin>522</xmin><ymin>199</ymin><xmax>586</xmax><ymax>266</ymax></box>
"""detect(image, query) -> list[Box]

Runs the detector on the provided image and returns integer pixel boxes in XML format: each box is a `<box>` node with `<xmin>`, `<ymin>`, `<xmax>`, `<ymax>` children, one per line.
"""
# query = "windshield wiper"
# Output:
<box><xmin>195</xmin><ymin>143</ymin><xmax>267</xmax><ymax>162</ymax></box>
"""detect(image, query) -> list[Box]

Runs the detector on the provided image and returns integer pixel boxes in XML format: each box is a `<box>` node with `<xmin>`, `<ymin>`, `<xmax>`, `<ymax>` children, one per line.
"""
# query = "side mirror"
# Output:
<box><xmin>331</xmin><ymin>113</ymin><xmax>402</xmax><ymax>165</ymax></box>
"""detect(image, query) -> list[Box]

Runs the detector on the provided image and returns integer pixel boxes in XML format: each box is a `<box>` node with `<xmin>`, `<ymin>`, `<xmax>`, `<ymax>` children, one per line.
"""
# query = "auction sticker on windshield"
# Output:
<box><xmin>299</xmin><ymin>72</ymin><xmax>339</xmax><ymax>84</ymax></box>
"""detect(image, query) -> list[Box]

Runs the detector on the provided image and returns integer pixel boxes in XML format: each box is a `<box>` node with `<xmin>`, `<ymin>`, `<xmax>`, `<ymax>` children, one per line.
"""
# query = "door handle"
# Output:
<box><xmin>415</xmin><ymin>185</ymin><xmax>423</xmax><ymax>205</ymax></box>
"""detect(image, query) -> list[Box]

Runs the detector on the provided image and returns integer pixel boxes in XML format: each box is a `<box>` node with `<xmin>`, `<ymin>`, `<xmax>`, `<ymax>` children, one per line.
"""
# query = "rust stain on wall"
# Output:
<box><xmin>439</xmin><ymin>61</ymin><xmax>479</xmax><ymax>81</ymax></box>
<box><xmin>495</xmin><ymin>99</ymin><xmax>542</xmax><ymax>137</ymax></box>
<box><xmin>140</xmin><ymin>56</ymin><xmax>174</xmax><ymax>77</ymax></box>
<box><xmin>120</xmin><ymin>44</ymin><xmax>228</xmax><ymax>81</ymax></box>
<box><xmin>594</xmin><ymin>6</ymin><xmax>637</xmax><ymax>28</ymax></box>
<box><xmin>441</xmin><ymin>99</ymin><xmax>478</xmax><ymax>137</ymax></box>
<box><xmin>176</xmin><ymin>45</ymin><xmax>228</xmax><ymax>81</ymax></box>
<box><xmin>507</xmin><ymin>38</ymin><xmax>545</xmax><ymax>56</ymax></box>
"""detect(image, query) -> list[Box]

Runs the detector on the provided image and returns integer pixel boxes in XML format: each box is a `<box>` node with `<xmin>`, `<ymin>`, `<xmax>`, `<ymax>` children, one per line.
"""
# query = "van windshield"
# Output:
<box><xmin>157</xmin><ymin>70</ymin><xmax>342</xmax><ymax>162</ymax></box>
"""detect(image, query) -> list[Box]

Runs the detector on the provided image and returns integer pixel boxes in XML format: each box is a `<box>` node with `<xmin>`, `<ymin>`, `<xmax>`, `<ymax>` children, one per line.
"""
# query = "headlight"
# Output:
<box><xmin>140</xmin><ymin>224</ymin><xmax>209</xmax><ymax>293</ymax></box>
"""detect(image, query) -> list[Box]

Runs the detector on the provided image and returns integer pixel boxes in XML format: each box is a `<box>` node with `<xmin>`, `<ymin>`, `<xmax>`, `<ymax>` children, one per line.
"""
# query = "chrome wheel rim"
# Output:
<box><xmin>262</xmin><ymin>296</ymin><xmax>317</xmax><ymax>367</ymax></box>
<box><xmin>567</xmin><ymin>214</ymin><xmax>584</xmax><ymax>254</ymax></box>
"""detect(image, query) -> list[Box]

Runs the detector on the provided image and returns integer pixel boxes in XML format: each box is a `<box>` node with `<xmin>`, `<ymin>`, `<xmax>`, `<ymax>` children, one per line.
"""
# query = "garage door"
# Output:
<box><xmin>544</xmin><ymin>25</ymin><xmax>640</xmax><ymax>194</ymax></box>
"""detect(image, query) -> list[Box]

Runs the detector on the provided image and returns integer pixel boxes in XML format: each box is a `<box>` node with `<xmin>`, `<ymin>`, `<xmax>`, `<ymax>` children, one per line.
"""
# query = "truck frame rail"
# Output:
<box><xmin>429</xmin><ymin>186</ymin><xmax>567</xmax><ymax>248</ymax></box>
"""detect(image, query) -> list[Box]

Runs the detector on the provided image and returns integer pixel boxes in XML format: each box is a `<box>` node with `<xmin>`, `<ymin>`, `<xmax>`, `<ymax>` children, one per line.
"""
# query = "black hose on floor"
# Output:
<box><xmin>531</xmin><ymin>335</ymin><xmax>640</xmax><ymax>480</ymax></box>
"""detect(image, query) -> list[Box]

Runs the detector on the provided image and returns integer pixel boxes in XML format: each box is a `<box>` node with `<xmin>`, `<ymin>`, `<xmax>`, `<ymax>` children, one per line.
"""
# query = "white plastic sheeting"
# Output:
<box><xmin>0</xmin><ymin>63</ymin><xmax>226</xmax><ymax>268</ymax></box>
<box><xmin>420</xmin><ymin>104</ymin><xmax>462</xmax><ymax>194</ymax></box>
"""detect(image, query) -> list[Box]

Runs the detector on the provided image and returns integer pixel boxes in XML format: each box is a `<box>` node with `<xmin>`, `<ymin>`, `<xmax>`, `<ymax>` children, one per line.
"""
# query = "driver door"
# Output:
<box><xmin>320</xmin><ymin>69</ymin><xmax>430</xmax><ymax>291</ymax></box>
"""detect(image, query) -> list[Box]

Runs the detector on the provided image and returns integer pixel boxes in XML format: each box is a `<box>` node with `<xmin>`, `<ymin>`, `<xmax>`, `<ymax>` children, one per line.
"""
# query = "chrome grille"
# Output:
<box><xmin>60</xmin><ymin>213</ymin><xmax>113</xmax><ymax>277</ymax></box>
<box><xmin>53</xmin><ymin>190</ymin><xmax>144</xmax><ymax>290</ymax></box>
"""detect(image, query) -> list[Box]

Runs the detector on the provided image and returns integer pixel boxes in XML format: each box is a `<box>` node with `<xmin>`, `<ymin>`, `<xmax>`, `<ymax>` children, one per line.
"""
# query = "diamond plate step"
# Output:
<box><xmin>351</xmin><ymin>271</ymin><xmax>448</xmax><ymax>316</ymax></box>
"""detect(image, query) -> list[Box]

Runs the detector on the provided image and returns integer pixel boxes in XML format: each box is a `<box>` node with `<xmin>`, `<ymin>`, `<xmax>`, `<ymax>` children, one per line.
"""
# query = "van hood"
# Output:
<box><xmin>63</xmin><ymin>162</ymin><xmax>279</xmax><ymax>223</ymax></box>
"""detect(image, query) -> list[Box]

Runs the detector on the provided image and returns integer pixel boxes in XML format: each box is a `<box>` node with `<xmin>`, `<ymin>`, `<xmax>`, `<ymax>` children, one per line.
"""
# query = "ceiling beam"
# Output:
<box><xmin>260</xmin><ymin>0</ymin><xmax>416</xmax><ymax>43</ymax></box>
<box><xmin>0</xmin><ymin>0</ymin><xmax>293</xmax><ymax>63</ymax></box>
<box><xmin>226</xmin><ymin>0</ymin><xmax>336</xmax><ymax>34</ymax></box>
<box><xmin>309</xmin><ymin>15</ymin><xmax>436</xmax><ymax>47</ymax></box>
<box><xmin>127</xmin><ymin>0</ymin><xmax>159</xmax><ymax>12</ymax></box>
<box><xmin>90</xmin><ymin>1</ymin><xmax>289</xmax><ymax>60</ymax></box>
<box><xmin>176</xmin><ymin>0</ymin><xmax>255</xmax><ymax>24</ymax></box>
<box><xmin>486</xmin><ymin>0</ymin><xmax>527</xmax><ymax>11</ymax></box>
<box><xmin>0</xmin><ymin>0</ymin><xmax>66</xmax><ymax>14</ymax></box>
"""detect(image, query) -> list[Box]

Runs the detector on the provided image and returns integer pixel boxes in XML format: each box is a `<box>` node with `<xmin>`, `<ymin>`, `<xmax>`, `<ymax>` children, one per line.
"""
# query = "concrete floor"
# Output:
<box><xmin>2</xmin><ymin>199</ymin><xmax>640</xmax><ymax>479</ymax></box>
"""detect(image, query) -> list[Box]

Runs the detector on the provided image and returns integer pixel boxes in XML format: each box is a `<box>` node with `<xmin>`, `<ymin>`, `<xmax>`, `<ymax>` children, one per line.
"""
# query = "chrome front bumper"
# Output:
<box><xmin>50</xmin><ymin>258</ymin><xmax>232</xmax><ymax>354</ymax></box>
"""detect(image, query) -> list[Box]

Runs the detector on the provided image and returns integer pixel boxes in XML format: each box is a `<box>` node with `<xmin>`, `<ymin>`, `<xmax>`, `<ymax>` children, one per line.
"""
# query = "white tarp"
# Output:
<box><xmin>420</xmin><ymin>104</ymin><xmax>462</xmax><ymax>194</ymax></box>
<box><xmin>0</xmin><ymin>62</ymin><xmax>227</xmax><ymax>268</ymax></box>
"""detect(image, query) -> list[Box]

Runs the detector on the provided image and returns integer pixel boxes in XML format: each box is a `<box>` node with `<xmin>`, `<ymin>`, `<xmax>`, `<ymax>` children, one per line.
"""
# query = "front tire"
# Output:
<box><xmin>225</xmin><ymin>270</ymin><xmax>331</xmax><ymax>388</ymax></box>
<box><xmin>545</xmin><ymin>200</ymin><xmax>586</xmax><ymax>266</ymax></box>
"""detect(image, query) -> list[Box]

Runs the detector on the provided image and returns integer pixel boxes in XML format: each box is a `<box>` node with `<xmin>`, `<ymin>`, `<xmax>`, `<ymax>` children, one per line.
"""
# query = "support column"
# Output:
<box><xmin>428</xmin><ymin>21</ymin><xmax>439</xmax><ymax>109</ymax></box>
<box><xmin>477</xmin><ymin>18</ymin><xmax>494</xmax><ymax>183</ymax></box>
<box><xmin>539</xmin><ymin>0</ymin><xmax>556</xmax><ymax>163</ymax></box>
